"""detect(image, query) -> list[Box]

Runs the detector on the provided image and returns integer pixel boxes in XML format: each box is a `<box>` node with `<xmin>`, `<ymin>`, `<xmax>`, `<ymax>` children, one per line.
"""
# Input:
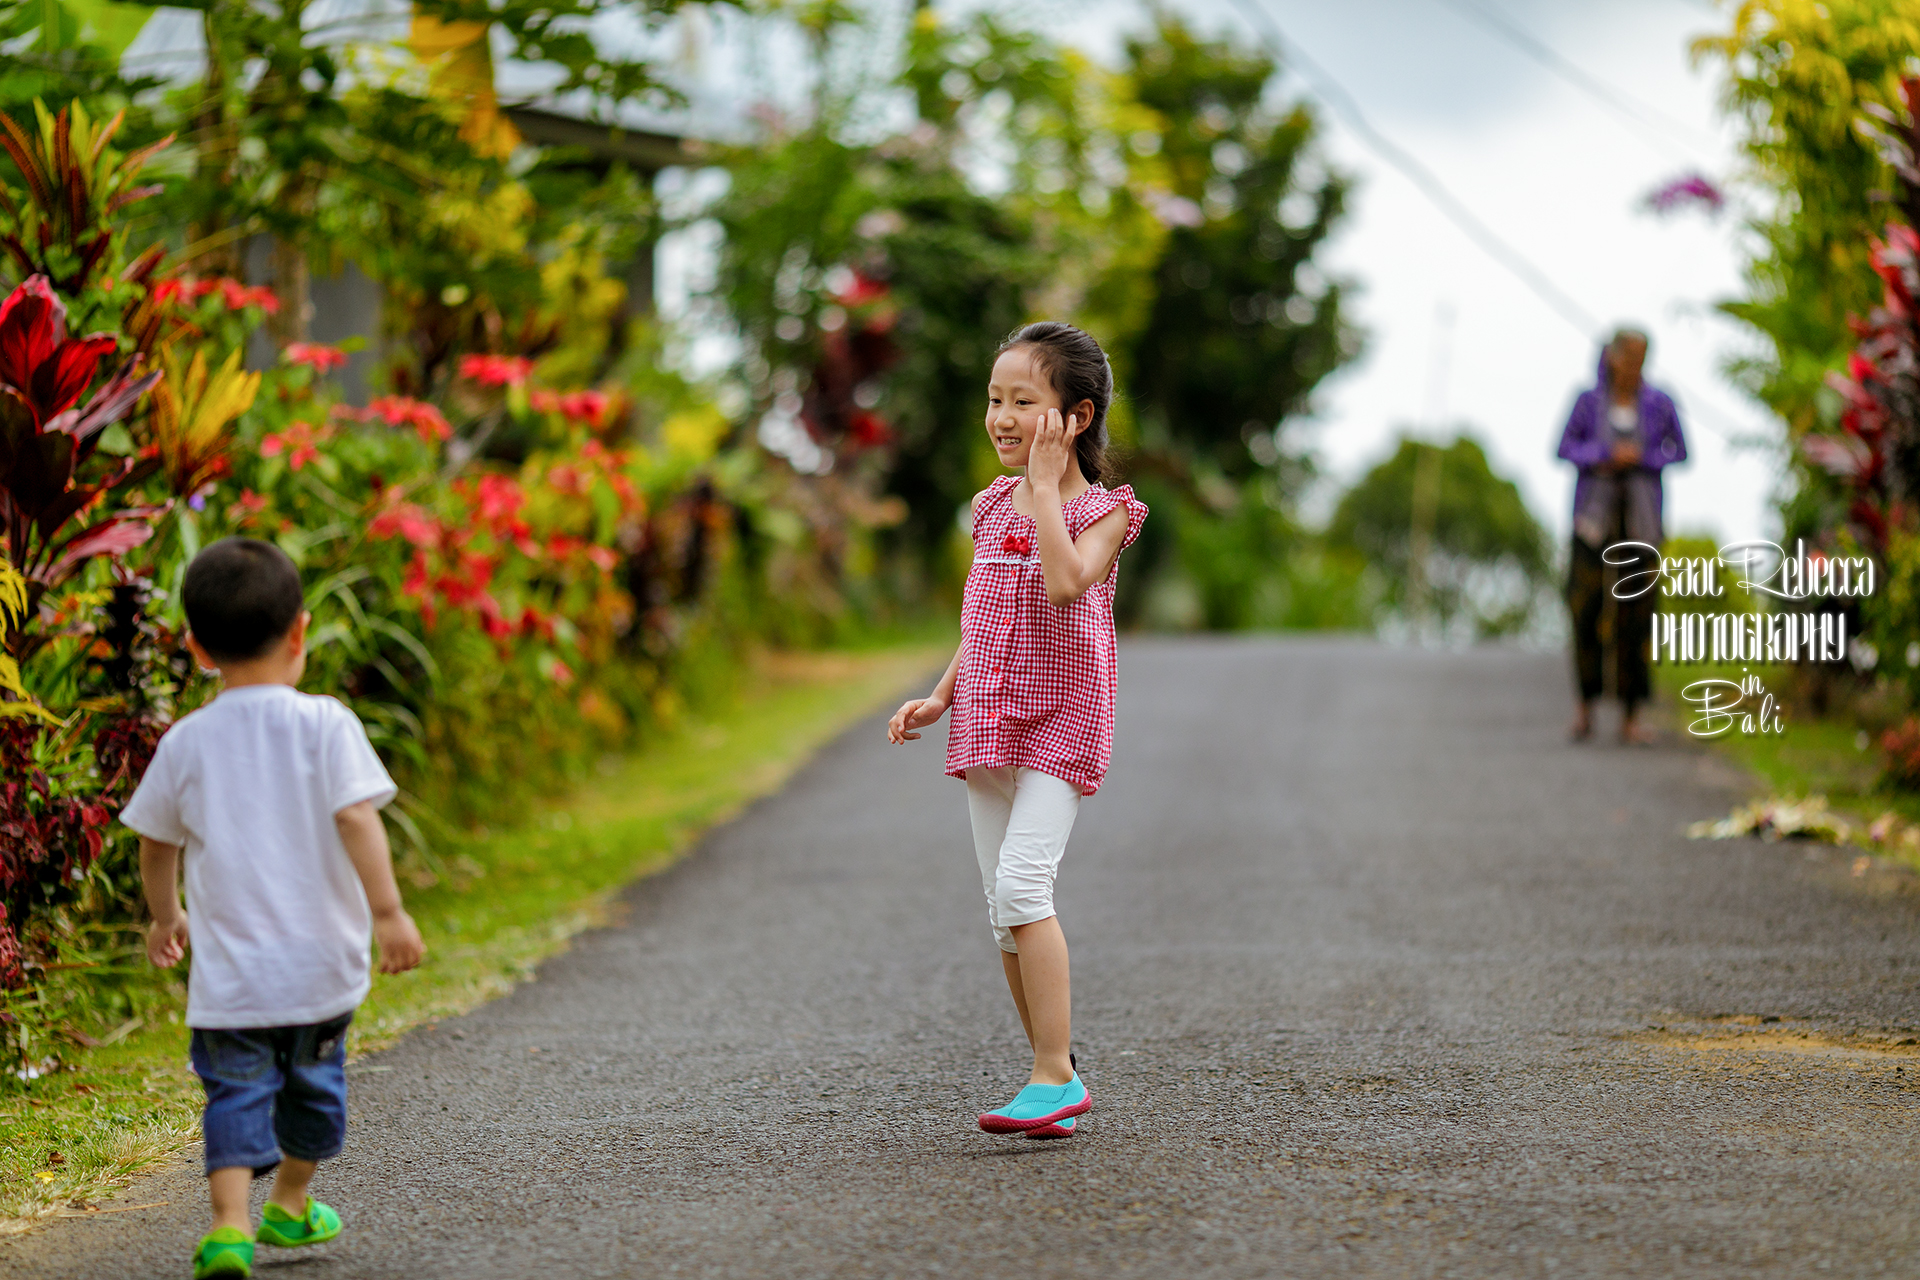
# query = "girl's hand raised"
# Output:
<box><xmin>1027</xmin><ymin>409</ymin><xmax>1076</xmax><ymax>491</ymax></box>
<box><xmin>888</xmin><ymin>695</ymin><xmax>948</xmax><ymax>744</ymax></box>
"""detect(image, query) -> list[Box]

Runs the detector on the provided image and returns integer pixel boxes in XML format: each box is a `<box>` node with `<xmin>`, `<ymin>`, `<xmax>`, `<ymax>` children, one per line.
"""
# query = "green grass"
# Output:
<box><xmin>0</xmin><ymin>640</ymin><xmax>944</xmax><ymax>1233</ymax></box>
<box><xmin>1657</xmin><ymin>661</ymin><xmax>1920</xmax><ymax>835</ymax></box>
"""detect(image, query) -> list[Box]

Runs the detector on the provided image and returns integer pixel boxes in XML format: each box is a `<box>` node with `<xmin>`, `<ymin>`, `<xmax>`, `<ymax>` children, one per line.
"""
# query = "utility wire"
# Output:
<box><xmin>1422</xmin><ymin>0</ymin><xmax>1720</xmax><ymax>162</ymax></box>
<box><xmin>1222</xmin><ymin>0</ymin><xmax>1762</xmax><ymax>448</ymax></box>
<box><xmin>1223</xmin><ymin>0</ymin><xmax>1599</xmax><ymax>336</ymax></box>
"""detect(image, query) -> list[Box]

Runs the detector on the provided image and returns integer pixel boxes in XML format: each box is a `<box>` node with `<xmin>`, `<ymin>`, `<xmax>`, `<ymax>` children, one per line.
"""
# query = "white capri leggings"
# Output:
<box><xmin>965</xmin><ymin>766</ymin><xmax>1082</xmax><ymax>953</ymax></box>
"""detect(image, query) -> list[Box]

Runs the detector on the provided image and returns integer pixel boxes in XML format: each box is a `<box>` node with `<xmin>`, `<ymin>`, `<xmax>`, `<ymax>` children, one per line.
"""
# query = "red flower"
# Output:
<box><xmin>260</xmin><ymin>420</ymin><xmax>327</xmax><ymax>471</ymax></box>
<box><xmin>285</xmin><ymin>343</ymin><xmax>349</xmax><ymax>373</ymax></box>
<box><xmin>459</xmin><ymin>354</ymin><xmax>534</xmax><ymax>388</ymax></box>
<box><xmin>217</xmin><ymin>279</ymin><xmax>281</xmax><ymax>314</ymax></box>
<box><xmin>470</xmin><ymin>473</ymin><xmax>524</xmax><ymax>524</ymax></box>
<box><xmin>530</xmin><ymin>388</ymin><xmax>610</xmax><ymax>428</ymax></box>
<box><xmin>1003</xmin><ymin>533</ymin><xmax>1032</xmax><ymax>556</ymax></box>
<box><xmin>518</xmin><ymin>607</ymin><xmax>557</xmax><ymax>641</ymax></box>
<box><xmin>833</xmin><ymin>269</ymin><xmax>890</xmax><ymax>307</ymax></box>
<box><xmin>361</xmin><ymin>396</ymin><xmax>452</xmax><ymax>443</ymax></box>
<box><xmin>229</xmin><ymin>489</ymin><xmax>270</xmax><ymax>524</ymax></box>
<box><xmin>848</xmin><ymin>411</ymin><xmax>892</xmax><ymax>447</ymax></box>
<box><xmin>368</xmin><ymin>500</ymin><xmax>440</xmax><ymax>548</ymax></box>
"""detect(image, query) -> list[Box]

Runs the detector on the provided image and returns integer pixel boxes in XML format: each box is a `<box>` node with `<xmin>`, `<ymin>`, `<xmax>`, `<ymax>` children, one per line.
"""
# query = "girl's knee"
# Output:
<box><xmin>994</xmin><ymin>875</ymin><xmax>1053</xmax><ymax>926</ymax></box>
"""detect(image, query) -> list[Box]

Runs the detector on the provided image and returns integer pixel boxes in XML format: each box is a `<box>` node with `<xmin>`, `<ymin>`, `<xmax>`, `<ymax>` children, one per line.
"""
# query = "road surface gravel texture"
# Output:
<box><xmin>10</xmin><ymin>637</ymin><xmax>1920</xmax><ymax>1279</ymax></box>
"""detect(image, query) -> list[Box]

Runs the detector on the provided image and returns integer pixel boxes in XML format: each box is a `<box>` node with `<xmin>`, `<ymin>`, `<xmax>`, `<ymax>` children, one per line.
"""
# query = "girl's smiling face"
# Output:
<box><xmin>985</xmin><ymin>346</ymin><xmax>1060</xmax><ymax>469</ymax></box>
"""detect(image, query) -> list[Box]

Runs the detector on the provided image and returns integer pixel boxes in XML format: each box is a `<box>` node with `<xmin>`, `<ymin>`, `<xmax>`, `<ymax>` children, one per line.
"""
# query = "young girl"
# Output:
<box><xmin>887</xmin><ymin>321</ymin><xmax>1147</xmax><ymax>1139</ymax></box>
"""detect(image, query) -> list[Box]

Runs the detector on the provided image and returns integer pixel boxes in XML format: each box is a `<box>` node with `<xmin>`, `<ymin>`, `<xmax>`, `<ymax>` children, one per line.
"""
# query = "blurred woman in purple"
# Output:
<box><xmin>1558</xmin><ymin>328</ymin><xmax>1687</xmax><ymax>744</ymax></box>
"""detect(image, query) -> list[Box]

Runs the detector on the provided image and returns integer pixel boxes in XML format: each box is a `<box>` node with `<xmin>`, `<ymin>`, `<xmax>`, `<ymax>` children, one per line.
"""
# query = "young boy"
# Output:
<box><xmin>121</xmin><ymin>537</ymin><xmax>425</xmax><ymax>1280</ymax></box>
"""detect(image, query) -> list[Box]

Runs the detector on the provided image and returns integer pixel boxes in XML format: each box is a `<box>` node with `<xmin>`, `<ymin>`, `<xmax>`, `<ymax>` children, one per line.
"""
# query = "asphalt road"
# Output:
<box><xmin>12</xmin><ymin>637</ymin><xmax>1920</xmax><ymax>1279</ymax></box>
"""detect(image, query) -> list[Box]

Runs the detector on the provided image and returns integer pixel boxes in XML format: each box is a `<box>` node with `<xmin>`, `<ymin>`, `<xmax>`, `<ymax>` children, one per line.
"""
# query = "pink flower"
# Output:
<box><xmin>1643</xmin><ymin>172</ymin><xmax>1725</xmax><ymax>217</ymax></box>
<box><xmin>285</xmin><ymin>343</ymin><xmax>349</xmax><ymax>372</ymax></box>
<box><xmin>459</xmin><ymin>354</ymin><xmax>534</xmax><ymax>388</ymax></box>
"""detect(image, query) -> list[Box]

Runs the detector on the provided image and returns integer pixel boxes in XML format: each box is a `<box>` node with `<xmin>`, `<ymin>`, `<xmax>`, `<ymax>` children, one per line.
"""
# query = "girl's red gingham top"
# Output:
<box><xmin>945</xmin><ymin>475</ymin><xmax>1149</xmax><ymax>796</ymax></box>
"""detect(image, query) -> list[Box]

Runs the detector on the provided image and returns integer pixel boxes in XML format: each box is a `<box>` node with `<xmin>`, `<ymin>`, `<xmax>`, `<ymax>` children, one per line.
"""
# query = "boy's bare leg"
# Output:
<box><xmin>268</xmin><ymin>1157</ymin><xmax>318</xmax><ymax>1216</ymax></box>
<box><xmin>1007</xmin><ymin>917</ymin><xmax>1073</xmax><ymax>1086</ymax></box>
<box><xmin>1000</xmin><ymin>950</ymin><xmax>1036</xmax><ymax>1048</ymax></box>
<box><xmin>208</xmin><ymin>1167</ymin><xmax>253</xmax><ymax>1234</ymax></box>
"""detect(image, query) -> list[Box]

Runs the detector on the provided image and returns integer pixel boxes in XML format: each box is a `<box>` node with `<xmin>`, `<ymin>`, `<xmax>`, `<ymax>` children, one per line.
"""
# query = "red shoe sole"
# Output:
<box><xmin>977</xmin><ymin>1096</ymin><xmax>1091</xmax><ymax>1134</ymax></box>
<box><xmin>1025</xmin><ymin>1120</ymin><xmax>1077</xmax><ymax>1139</ymax></box>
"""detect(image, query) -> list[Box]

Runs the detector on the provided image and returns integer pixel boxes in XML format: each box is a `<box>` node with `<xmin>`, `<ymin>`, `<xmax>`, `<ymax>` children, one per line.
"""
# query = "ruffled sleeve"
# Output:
<box><xmin>1069</xmin><ymin>483</ymin><xmax>1149</xmax><ymax>552</ymax></box>
<box><xmin>971</xmin><ymin>475</ymin><xmax>1020</xmax><ymax>543</ymax></box>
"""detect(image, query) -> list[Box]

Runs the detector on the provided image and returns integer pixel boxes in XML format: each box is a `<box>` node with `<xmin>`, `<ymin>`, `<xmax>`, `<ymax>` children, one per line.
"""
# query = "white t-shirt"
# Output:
<box><xmin>119</xmin><ymin>685</ymin><xmax>397</xmax><ymax>1029</ymax></box>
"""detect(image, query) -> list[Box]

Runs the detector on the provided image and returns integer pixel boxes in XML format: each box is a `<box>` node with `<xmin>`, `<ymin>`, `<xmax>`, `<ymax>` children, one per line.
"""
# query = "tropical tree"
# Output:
<box><xmin>1693</xmin><ymin>1</ymin><xmax>1920</xmax><ymax>472</ymax></box>
<box><xmin>1327</xmin><ymin>433</ymin><xmax>1551</xmax><ymax>639</ymax></box>
<box><xmin>1122</xmin><ymin>17</ymin><xmax>1359</xmax><ymax>479</ymax></box>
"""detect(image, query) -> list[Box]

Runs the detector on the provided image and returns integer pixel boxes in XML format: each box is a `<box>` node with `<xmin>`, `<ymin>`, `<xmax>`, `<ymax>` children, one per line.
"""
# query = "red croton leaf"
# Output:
<box><xmin>0</xmin><ymin>275</ymin><xmax>64</xmax><ymax>401</ymax></box>
<box><xmin>39</xmin><ymin>510</ymin><xmax>163</xmax><ymax>587</ymax></box>
<box><xmin>28</xmin><ymin>333</ymin><xmax>116</xmax><ymax>424</ymax></box>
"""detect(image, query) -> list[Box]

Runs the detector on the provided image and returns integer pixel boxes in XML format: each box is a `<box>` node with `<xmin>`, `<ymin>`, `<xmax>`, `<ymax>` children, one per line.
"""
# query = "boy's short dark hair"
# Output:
<box><xmin>183</xmin><ymin>538</ymin><xmax>304</xmax><ymax>661</ymax></box>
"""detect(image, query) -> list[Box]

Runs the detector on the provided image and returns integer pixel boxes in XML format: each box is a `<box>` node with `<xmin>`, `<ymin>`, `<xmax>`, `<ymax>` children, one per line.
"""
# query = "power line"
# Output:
<box><xmin>1221</xmin><ymin>0</ymin><xmax>1763</xmax><ymax>450</ymax></box>
<box><xmin>1423</xmin><ymin>0</ymin><xmax>1720</xmax><ymax>163</ymax></box>
<box><xmin>1222</xmin><ymin>0</ymin><xmax>1598</xmax><ymax>336</ymax></box>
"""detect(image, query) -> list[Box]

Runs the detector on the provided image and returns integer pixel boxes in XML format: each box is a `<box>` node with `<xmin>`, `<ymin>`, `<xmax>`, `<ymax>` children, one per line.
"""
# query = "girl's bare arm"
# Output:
<box><xmin>889</xmin><ymin>641</ymin><xmax>963</xmax><ymax>743</ymax></box>
<box><xmin>1027</xmin><ymin>408</ymin><xmax>1128</xmax><ymax>606</ymax></box>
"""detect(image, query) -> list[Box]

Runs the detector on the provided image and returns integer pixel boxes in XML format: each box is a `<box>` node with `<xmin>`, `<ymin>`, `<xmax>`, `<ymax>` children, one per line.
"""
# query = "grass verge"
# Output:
<box><xmin>1658</xmin><ymin>661</ymin><xmax>1920</xmax><ymax>859</ymax></box>
<box><xmin>0</xmin><ymin>640</ymin><xmax>943</xmax><ymax>1234</ymax></box>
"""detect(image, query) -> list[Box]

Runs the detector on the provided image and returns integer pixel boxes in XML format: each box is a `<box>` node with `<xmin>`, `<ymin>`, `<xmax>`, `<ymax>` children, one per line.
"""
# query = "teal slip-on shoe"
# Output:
<box><xmin>1026</xmin><ymin>1114</ymin><xmax>1077</xmax><ymax>1139</ymax></box>
<box><xmin>978</xmin><ymin>1072</ymin><xmax>1090</xmax><ymax>1133</ymax></box>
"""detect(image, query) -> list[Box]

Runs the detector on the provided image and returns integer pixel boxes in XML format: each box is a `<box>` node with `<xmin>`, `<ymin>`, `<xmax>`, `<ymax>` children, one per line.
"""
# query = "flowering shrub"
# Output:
<box><xmin>0</xmin><ymin>100</ymin><xmax>854</xmax><ymax>1074</ymax></box>
<box><xmin>0</xmin><ymin>275</ymin><xmax>163</xmax><ymax>613</ymax></box>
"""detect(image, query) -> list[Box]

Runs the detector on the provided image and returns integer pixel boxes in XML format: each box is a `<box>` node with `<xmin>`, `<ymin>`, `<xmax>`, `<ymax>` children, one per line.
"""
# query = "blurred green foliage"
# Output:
<box><xmin>1328</xmin><ymin>434</ymin><xmax>1551</xmax><ymax>639</ymax></box>
<box><xmin>708</xmin><ymin>8</ymin><xmax>1363</xmax><ymax>623</ymax></box>
<box><xmin>1694</xmin><ymin>0</ymin><xmax>1920</xmax><ymax>536</ymax></box>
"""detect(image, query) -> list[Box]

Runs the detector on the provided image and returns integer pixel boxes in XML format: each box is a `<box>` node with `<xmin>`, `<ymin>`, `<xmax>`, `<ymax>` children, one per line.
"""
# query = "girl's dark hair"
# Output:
<box><xmin>996</xmin><ymin>320</ymin><xmax>1115</xmax><ymax>485</ymax></box>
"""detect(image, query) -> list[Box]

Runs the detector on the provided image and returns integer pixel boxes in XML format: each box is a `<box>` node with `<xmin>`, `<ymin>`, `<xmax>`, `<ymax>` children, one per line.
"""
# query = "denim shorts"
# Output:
<box><xmin>189</xmin><ymin>1013</ymin><xmax>352</xmax><ymax>1177</ymax></box>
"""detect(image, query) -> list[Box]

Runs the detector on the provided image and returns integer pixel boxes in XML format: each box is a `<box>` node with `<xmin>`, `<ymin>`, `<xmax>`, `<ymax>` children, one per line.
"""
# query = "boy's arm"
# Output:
<box><xmin>335</xmin><ymin>800</ymin><xmax>426</xmax><ymax>974</ymax></box>
<box><xmin>139</xmin><ymin>837</ymin><xmax>189</xmax><ymax>968</ymax></box>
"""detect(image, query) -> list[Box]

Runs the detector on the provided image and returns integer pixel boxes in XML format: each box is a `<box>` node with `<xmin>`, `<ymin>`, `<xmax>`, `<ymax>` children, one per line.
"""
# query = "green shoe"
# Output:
<box><xmin>192</xmin><ymin>1227</ymin><xmax>253</xmax><ymax>1278</ymax></box>
<box><xmin>255</xmin><ymin>1196</ymin><xmax>342</xmax><ymax>1249</ymax></box>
